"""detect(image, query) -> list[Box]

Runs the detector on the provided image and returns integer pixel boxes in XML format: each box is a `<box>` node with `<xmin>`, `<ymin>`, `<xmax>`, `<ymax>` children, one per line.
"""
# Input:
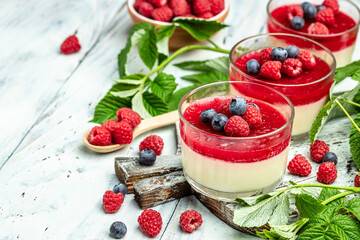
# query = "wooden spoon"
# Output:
<box><xmin>83</xmin><ymin>110</ymin><xmax>179</xmax><ymax>153</ymax></box>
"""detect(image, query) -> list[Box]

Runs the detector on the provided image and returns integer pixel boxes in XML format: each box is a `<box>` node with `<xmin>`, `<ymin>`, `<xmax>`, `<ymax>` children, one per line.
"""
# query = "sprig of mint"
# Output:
<box><xmin>91</xmin><ymin>18</ymin><xmax>229</xmax><ymax>122</ymax></box>
<box><xmin>232</xmin><ymin>183</ymin><xmax>360</xmax><ymax>240</ymax></box>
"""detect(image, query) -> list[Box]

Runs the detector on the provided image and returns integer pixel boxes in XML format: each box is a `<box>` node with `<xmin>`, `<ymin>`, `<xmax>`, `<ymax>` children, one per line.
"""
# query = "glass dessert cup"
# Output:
<box><xmin>267</xmin><ymin>0</ymin><xmax>360</xmax><ymax>67</ymax></box>
<box><xmin>178</xmin><ymin>81</ymin><xmax>294</xmax><ymax>202</ymax></box>
<box><xmin>229</xmin><ymin>33</ymin><xmax>336</xmax><ymax>137</ymax></box>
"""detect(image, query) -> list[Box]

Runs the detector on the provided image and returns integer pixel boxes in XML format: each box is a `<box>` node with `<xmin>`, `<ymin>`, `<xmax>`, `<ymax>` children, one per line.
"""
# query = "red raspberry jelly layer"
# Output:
<box><xmin>180</xmin><ymin>96</ymin><xmax>291</xmax><ymax>163</ymax></box>
<box><xmin>268</xmin><ymin>4</ymin><xmax>357</xmax><ymax>51</ymax></box>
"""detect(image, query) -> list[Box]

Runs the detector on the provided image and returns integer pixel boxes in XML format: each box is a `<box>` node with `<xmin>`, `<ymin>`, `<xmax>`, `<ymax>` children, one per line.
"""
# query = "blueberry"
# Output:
<box><xmin>271</xmin><ymin>47</ymin><xmax>288</xmax><ymax>62</ymax></box>
<box><xmin>290</xmin><ymin>16</ymin><xmax>305</xmax><ymax>30</ymax></box>
<box><xmin>211</xmin><ymin>113</ymin><xmax>228</xmax><ymax>132</ymax></box>
<box><xmin>303</xmin><ymin>3</ymin><xmax>317</xmax><ymax>19</ymax></box>
<box><xmin>229</xmin><ymin>97</ymin><xmax>247</xmax><ymax>116</ymax></box>
<box><xmin>246</xmin><ymin>59</ymin><xmax>260</xmax><ymax>75</ymax></box>
<box><xmin>200</xmin><ymin>108</ymin><xmax>217</xmax><ymax>124</ymax></box>
<box><xmin>322</xmin><ymin>152</ymin><xmax>338</xmax><ymax>165</ymax></box>
<box><xmin>300</xmin><ymin>2</ymin><xmax>312</xmax><ymax>11</ymax></box>
<box><xmin>110</xmin><ymin>221</ymin><xmax>127</xmax><ymax>239</ymax></box>
<box><xmin>316</xmin><ymin>5</ymin><xmax>326</xmax><ymax>11</ymax></box>
<box><xmin>139</xmin><ymin>149</ymin><xmax>156</xmax><ymax>166</ymax></box>
<box><xmin>286</xmin><ymin>45</ymin><xmax>300</xmax><ymax>58</ymax></box>
<box><xmin>113</xmin><ymin>183</ymin><xmax>127</xmax><ymax>196</ymax></box>
<box><xmin>248</xmin><ymin>103</ymin><xmax>260</xmax><ymax>112</ymax></box>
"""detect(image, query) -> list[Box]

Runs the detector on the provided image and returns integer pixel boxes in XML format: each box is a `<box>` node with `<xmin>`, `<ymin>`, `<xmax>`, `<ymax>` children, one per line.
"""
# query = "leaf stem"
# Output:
<box><xmin>208</xmin><ymin>39</ymin><xmax>221</xmax><ymax>49</ymax></box>
<box><xmin>321</xmin><ymin>190</ymin><xmax>354</xmax><ymax>205</ymax></box>
<box><xmin>275</xmin><ymin>183</ymin><xmax>360</xmax><ymax>197</ymax></box>
<box><xmin>344</xmin><ymin>99</ymin><xmax>360</xmax><ymax>108</ymax></box>
<box><xmin>336</xmin><ymin>99</ymin><xmax>360</xmax><ymax>133</ymax></box>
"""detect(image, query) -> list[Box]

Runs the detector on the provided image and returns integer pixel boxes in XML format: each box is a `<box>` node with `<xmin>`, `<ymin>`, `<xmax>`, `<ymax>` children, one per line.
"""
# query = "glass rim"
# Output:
<box><xmin>177</xmin><ymin>81</ymin><xmax>295</xmax><ymax>141</ymax></box>
<box><xmin>229</xmin><ymin>33</ymin><xmax>336</xmax><ymax>88</ymax></box>
<box><xmin>266</xmin><ymin>0</ymin><xmax>360</xmax><ymax>38</ymax></box>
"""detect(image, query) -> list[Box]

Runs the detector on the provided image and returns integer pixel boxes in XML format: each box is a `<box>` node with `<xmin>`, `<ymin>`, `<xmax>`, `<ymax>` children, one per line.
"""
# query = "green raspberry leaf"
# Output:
<box><xmin>138</xmin><ymin>25</ymin><xmax>158</xmax><ymax>70</ymax></box>
<box><xmin>335</xmin><ymin>60</ymin><xmax>360</xmax><ymax>83</ymax></box>
<box><xmin>295</xmin><ymin>194</ymin><xmax>326</xmax><ymax>219</ymax></box>
<box><xmin>168</xmin><ymin>85</ymin><xmax>200</xmax><ymax>111</ymax></box>
<box><xmin>142</xmin><ymin>91</ymin><xmax>168</xmax><ymax>117</ymax></box>
<box><xmin>173</xmin><ymin>17</ymin><xmax>228</xmax><ymax>41</ymax></box>
<box><xmin>114</xmin><ymin>73</ymin><xmax>145</xmax><ymax>85</ymax></box>
<box><xmin>257</xmin><ymin>218</ymin><xmax>309</xmax><ymax>240</ymax></box>
<box><xmin>344</xmin><ymin>197</ymin><xmax>360</xmax><ymax>220</ymax></box>
<box><xmin>350</xmin><ymin>113</ymin><xmax>360</xmax><ymax>170</ymax></box>
<box><xmin>156</xmin><ymin>25</ymin><xmax>175</xmax><ymax>66</ymax></box>
<box><xmin>157</xmin><ymin>25</ymin><xmax>175</xmax><ymax>41</ymax></box>
<box><xmin>174</xmin><ymin>56</ymin><xmax>229</xmax><ymax>73</ymax></box>
<box><xmin>181</xmin><ymin>71</ymin><xmax>229</xmax><ymax>84</ymax></box>
<box><xmin>318</xmin><ymin>188</ymin><xmax>347</xmax><ymax>207</ymax></box>
<box><xmin>297</xmin><ymin>226</ymin><xmax>341</xmax><ymax>240</ymax></box>
<box><xmin>150</xmin><ymin>73</ymin><xmax>177</xmax><ymax>102</ymax></box>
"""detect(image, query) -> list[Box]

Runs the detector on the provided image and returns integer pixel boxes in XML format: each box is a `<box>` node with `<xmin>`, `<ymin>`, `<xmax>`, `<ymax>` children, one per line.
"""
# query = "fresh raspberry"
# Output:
<box><xmin>281</xmin><ymin>58</ymin><xmax>303</xmax><ymax>77</ymax></box>
<box><xmin>134</xmin><ymin>0</ymin><xmax>147</xmax><ymax>11</ymax></box>
<box><xmin>148</xmin><ymin>0</ymin><xmax>167</xmax><ymax>8</ymax></box>
<box><xmin>101</xmin><ymin>119</ymin><xmax>118</xmax><ymax>134</ymax></box>
<box><xmin>139</xmin><ymin>135</ymin><xmax>164</xmax><ymax>155</ymax></box>
<box><xmin>112</xmin><ymin>121</ymin><xmax>133</xmax><ymax>144</ymax></box>
<box><xmin>323</xmin><ymin>0</ymin><xmax>339</xmax><ymax>13</ymax></box>
<box><xmin>307</xmin><ymin>22</ymin><xmax>329</xmax><ymax>35</ymax></box>
<box><xmin>259</xmin><ymin>48</ymin><xmax>273</xmax><ymax>64</ymax></box>
<box><xmin>217</xmin><ymin>98</ymin><xmax>233</xmax><ymax>117</ymax></box>
<box><xmin>242</xmin><ymin>105</ymin><xmax>262</xmax><ymax>126</ymax></box>
<box><xmin>287</xmin><ymin>6</ymin><xmax>304</xmax><ymax>22</ymax></box>
<box><xmin>234</xmin><ymin>52</ymin><xmax>261</xmax><ymax>72</ymax></box>
<box><xmin>297</xmin><ymin>51</ymin><xmax>316</xmax><ymax>70</ymax></box>
<box><xmin>198</xmin><ymin>11</ymin><xmax>214</xmax><ymax>19</ymax></box>
<box><xmin>210</xmin><ymin>0</ymin><xmax>225</xmax><ymax>15</ymax></box>
<box><xmin>355</xmin><ymin>174</ymin><xmax>360</xmax><ymax>187</ymax></box>
<box><xmin>102</xmin><ymin>190</ymin><xmax>124</xmax><ymax>213</ymax></box>
<box><xmin>138</xmin><ymin>209</ymin><xmax>163</xmax><ymax>237</ymax></box>
<box><xmin>60</xmin><ymin>35</ymin><xmax>81</xmax><ymax>54</ymax></box>
<box><xmin>224</xmin><ymin>116</ymin><xmax>250</xmax><ymax>137</ymax></box>
<box><xmin>88</xmin><ymin>126</ymin><xmax>112</xmax><ymax>146</ymax></box>
<box><xmin>310</xmin><ymin>140</ymin><xmax>330</xmax><ymax>162</ymax></box>
<box><xmin>287</xmin><ymin>154</ymin><xmax>312</xmax><ymax>176</ymax></box>
<box><xmin>193</xmin><ymin>0</ymin><xmax>211</xmax><ymax>16</ymax></box>
<box><xmin>187</xmin><ymin>0</ymin><xmax>194</xmax><ymax>3</ymax></box>
<box><xmin>186</xmin><ymin>4</ymin><xmax>192</xmax><ymax>14</ymax></box>
<box><xmin>138</xmin><ymin>2</ymin><xmax>155</xmax><ymax>18</ymax></box>
<box><xmin>151</xmin><ymin>6</ymin><xmax>174</xmax><ymax>22</ymax></box>
<box><xmin>260</xmin><ymin>61</ymin><xmax>282</xmax><ymax>81</ymax></box>
<box><xmin>183</xmin><ymin>13</ymin><xmax>196</xmax><ymax>17</ymax></box>
<box><xmin>315</xmin><ymin>8</ymin><xmax>335</xmax><ymax>26</ymax></box>
<box><xmin>317</xmin><ymin>162</ymin><xmax>337</xmax><ymax>184</ymax></box>
<box><xmin>116</xmin><ymin>108</ymin><xmax>141</xmax><ymax>129</ymax></box>
<box><xmin>180</xmin><ymin>210</ymin><xmax>203</xmax><ymax>233</ymax></box>
<box><xmin>170</xmin><ymin>0</ymin><xmax>189</xmax><ymax>16</ymax></box>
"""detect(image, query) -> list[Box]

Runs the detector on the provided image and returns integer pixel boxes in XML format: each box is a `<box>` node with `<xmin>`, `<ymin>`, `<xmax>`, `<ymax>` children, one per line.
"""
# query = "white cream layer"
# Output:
<box><xmin>332</xmin><ymin>44</ymin><xmax>355</xmax><ymax>68</ymax></box>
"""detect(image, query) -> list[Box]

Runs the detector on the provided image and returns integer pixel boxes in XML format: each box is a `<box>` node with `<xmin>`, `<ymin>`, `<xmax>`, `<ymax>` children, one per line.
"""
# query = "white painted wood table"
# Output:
<box><xmin>1</xmin><ymin>0</ymin><xmax>360</xmax><ymax>239</ymax></box>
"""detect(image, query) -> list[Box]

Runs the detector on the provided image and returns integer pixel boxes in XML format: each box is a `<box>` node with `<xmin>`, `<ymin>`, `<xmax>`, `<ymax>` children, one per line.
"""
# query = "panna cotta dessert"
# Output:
<box><xmin>179</xmin><ymin>82</ymin><xmax>294</xmax><ymax>201</ymax></box>
<box><xmin>229</xmin><ymin>34</ymin><xmax>335</xmax><ymax>136</ymax></box>
<box><xmin>267</xmin><ymin>0</ymin><xmax>359</xmax><ymax>67</ymax></box>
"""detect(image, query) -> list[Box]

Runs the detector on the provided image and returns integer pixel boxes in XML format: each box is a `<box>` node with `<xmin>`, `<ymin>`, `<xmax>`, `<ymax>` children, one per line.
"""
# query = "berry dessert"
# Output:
<box><xmin>267</xmin><ymin>0</ymin><xmax>360</xmax><ymax>67</ymax></box>
<box><xmin>179</xmin><ymin>82</ymin><xmax>294</xmax><ymax>200</ymax></box>
<box><xmin>229</xmin><ymin>34</ymin><xmax>335</xmax><ymax>136</ymax></box>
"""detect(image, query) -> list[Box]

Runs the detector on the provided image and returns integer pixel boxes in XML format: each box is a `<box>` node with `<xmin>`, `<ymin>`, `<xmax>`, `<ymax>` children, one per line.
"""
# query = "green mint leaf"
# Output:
<box><xmin>173</xmin><ymin>17</ymin><xmax>228</xmax><ymax>41</ymax></box>
<box><xmin>150</xmin><ymin>73</ymin><xmax>177</xmax><ymax>102</ymax></box>
<box><xmin>335</xmin><ymin>60</ymin><xmax>360</xmax><ymax>83</ymax></box>
<box><xmin>174</xmin><ymin>56</ymin><xmax>229</xmax><ymax>73</ymax></box>
<box><xmin>297</xmin><ymin>225</ymin><xmax>340</xmax><ymax>240</ymax></box>
<box><xmin>295</xmin><ymin>194</ymin><xmax>325</xmax><ymax>219</ymax></box>
<box><xmin>168</xmin><ymin>85</ymin><xmax>200</xmax><ymax>111</ymax></box>
<box><xmin>138</xmin><ymin>25</ymin><xmax>158</xmax><ymax>70</ymax></box>
<box><xmin>318</xmin><ymin>188</ymin><xmax>347</xmax><ymax>207</ymax></box>
<box><xmin>142</xmin><ymin>91</ymin><xmax>168</xmax><ymax>116</ymax></box>
<box><xmin>350</xmin><ymin>113</ymin><xmax>360</xmax><ymax>170</ymax></box>
<box><xmin>344</xmin><ymin>197</ymin><xmax>360</xmax><ymax>220</ymax></box>
<box><xmin>118</xmin><ymin>23</ymin><xmax>150</xmax><ymax>77</ymax></box>
<box><xmin>132</xmin><ymin>91</ymin><xmax>152</xmax><ymax>119</ymax></box>
<box><xmin>181</xmin><ymin>71</ymin><xmax>229</xmax><ymax>84</ymax></box>
<box><xmin>257</xmin><ymin>218</ymin><xmax>309</xmax><ymax>240</ymax></box>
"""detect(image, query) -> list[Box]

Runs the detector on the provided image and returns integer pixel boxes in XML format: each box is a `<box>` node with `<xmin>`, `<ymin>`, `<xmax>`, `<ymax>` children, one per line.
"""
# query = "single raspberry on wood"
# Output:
<box><xmin>259</xmin><ymin>48</ymin><xmax>273</xmax><ymax>64</ymax></box>
<box><xmin>148</xmin><ymin>0</ymin><xmax>167</xmax><ymax>8</ymax></box>
<box><xmin>193</xmin><ymin>0</ymin><xmax>211</xmax><ymax>16</ymax></box>
<box><xmin>101</xmin><ymin>119</ymin><xmax>118</xmax><ymax>134</ymax></box>
<box><xmin>315</xmin><ymin>8</ymin><xmax>335</xmax><ymax>26</ymax></box>
<box><xmin>210</xmin><ymin>0</ymin><xmax>225</xmax><ymax>15</ymax></box>
<box><xmin>355</xmin><ymin>174</ymin><xmax>360</xmax><ymax>187</ymax></box>
<box><xmin>170</xmin><ymin>0</ymin><xmax>189</xmax><ymax>16</ymax></box>
<box><xmin>60</xmin><ymin>35</ymin><xmax>81</xmax><ymax>54</ymax></box>
<box><xmin>88</xmin><ymin>126</ymin><xmax>112</xmax><ymax>146</ymax></box>
<box><xmin>310</xmin><ymin>140</ymin><xmax>330</xmax><ymax>163</ymax></box>
<box><xmin>180</xmin><ymin>210</ymin><xmax>203</xmax><ymax>233</ymax></box>
<box><xmin>287</xmin><ymin>6</ymin><xmax>304</xmax><ymax>21</ymax></box>
<box><xmin>151</xmin><ymin>6</ymin><xmax>174</xmax><ymax>22</ymax></box>
<box><xmin>138</xmin><ymin>209</ymin><xmax>163</xmax><ymax>237</ymax></box>
<box><xmin>297</xmin><ymin>51</ymin><xmax>316</xmax><ymax>70</ymax></box>
<box><xmin>139</xmin><ymin>135</ymin><xmax>164</xmax><ymax>155</ymax></box>
<box><xmin>112</xmin><ymin>121</ymin><xmax>133</xmax><ymax>144</ymax></box>
<box><xmin>103</xmin><ymin>190</ymin><xmax>124</xmax><ymax>213</ymax></box>
<box><xmin>287</xmin><ymin>154</ymin><xmax>312</xmax><ymax>177</ymax></box>
<box><xmin>242</xmin><ymin>105</ymin><xmax>262</xmax><ymax>126</ymax></box>
<box><xmin>323</xmin><ymin>0</ymin><xmax>339</xmax><ymax>13</ymax></box>
<box><xmin>260</xmin><ymin>61</ymin><xmax>282</xmax><ymax>81</ymax></box>
<box><xmin>116</xmin><ymin>108</ymin><xmax>141</xmax><ymax>129</ymax></box>
<box><xmin>307</xmin><ymin>22</ymin><xmax>329</xmax><ymax>35</ymax></box>
<box><xmin>138</xmin><ymin>2</ymin><xmax>155</xmax><ymax>18</ymax></box>
<box><xmin>317</xmin><ymin>162</ymin><xmax>337</xmax><ymax>184</ymax></box>
<box><xmin>224</xmin><ymin>116</ymin><xmax>250</xmax><ymax>137</ymax></box>
<box><xmin>281</xmin><ymin>58</ymin><xmax>303</xmax><ymax>77</ymax></box>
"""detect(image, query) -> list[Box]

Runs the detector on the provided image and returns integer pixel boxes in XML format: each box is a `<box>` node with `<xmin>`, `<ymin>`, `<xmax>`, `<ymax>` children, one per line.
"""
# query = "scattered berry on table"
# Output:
<box><xmin>297</xmin><ymin>51</ymin><xmax>316</xmax><ymax>70</ymax></box>
<box><xmin>102</xmin><ymin>119</ymin><xmax>118</xmax><ymax>134</ymax></box>
<box><xmin>193</xmin><ymin>0</ymin><xmax>211</xmax><ymax>16</ymax></box>
<box><xmin>224</xmin><ymin>116</ymin><xmax>250</xmax><ymax>137</ymax></box>
<box><xmin>138</xmin><ymin>209</ymin><xmax>163</xmax><ymax>237</ymax></box>
<box><xmin>315</xmin><ymin>8</ymin><xmax>335</xmax><ymax>26</ymax></box>
<box><xmin>60</xmin><ymin>35</ymin><xmax>81</xmax><ymax>54</ymax></box>
<box><xmin>116</xmin><ymin>108</ymin><xmax>141</xmax><ymax>129</ymax></box>
<box><xmin>354</xmin><ymin>174</ymin><xmax>360</xmax><ymax>187</ymax></box>
<box><xmin>248</xmin><ymin>103</ymin><xmax>260</xmax><ymax>112</ymax></box>
<box><xmin>290</xmin><ymin>16</ymin><xmax>305</xmax><ymax>30</ymax></box>
<box><xmin>271</xmin><ymin>47</ymin><xmax>288</xmax><ymax>62</ymax></box>
<box><xmin>112</xmin><ymin>121</ymin><xmax>133</xmax><ymax>144</ymax></box>
<box><xmin>110</xmin><ymin>221</ymin><xmax>127</xmax><ymax>239</ymax></box>
<box><xmin>246</xmin><ymin>59</ymin><xmax>260</xmax><ymax>75</ymax></box>
<box><xmin>198</xmin><ymin>11</ymin><xmax>214</xmax><ymax>19</ymax></box>
<box><xmin>242</xmin><ymin>105</ymin><xmax>262</xmax><ymax>126</ymax></box>
<box><xmin>322</xmin><ymin>152</ymin><xmax>338</xmax><ymax>165</ymax></box>
<box><xmin>151</xmin><ymin>6</ymin><xmax>174</xmax><ymax>22</ymax></box>
<box><xmin>211</xmin><ymin>113</ymin><xmax>229</xmax><ymax>132</ymax></box>
<box><xmin>260</xmin><ymin>61</ymin><xmax>282</xmax><ymax>81</ymax></box>
<box><xmin>169</xmin><ymin>0</ymin><xmax>189</xmax><ymax>17</ymax></box>
<box><xmin>148</xmin><ymin>0</ymin><xmax>167</xmax><ymax>8</ymax></box>
<box><xmin>180</xmin><ymin>210</ymin><xmax>203</xmax><ymax>233</ymax></box>
<box><xmin>287</xmin><ymin>6</ymin><xmax>304</xmax><ymax>22</ymax></box>
<box><xmin>281</xmin><ymin>58</ymin><xmax>303</xmax><ymax>77</ymax></box>
<box><xmin>140</xmin><ymin>149</ymin><xmax>157</xmax><ymax>166</ymax></box>
<box><xmin>139</xmin><ymin>135</ymin><xmax>164</xmax><ymax>155</ymax></box>
<box><xmin>307</xmin><ymin>22</ymin><xmax>329</xmax><ymax>35</ymax></box>
<box><xmin>229</xmin><ymin>97</ymin><xmax>248</xmax><ymax>116</ymax></box>
<box><xmin>286</xmin><ymin>45</ymin><xmax>300</xmax><ymax>58</ymax></box>
<box><xmin>138</xmin><ymin>2</ymin><xmax>155</xmax><ymax>18</ymax></box>
<box><xmin>217</xmin><ymin>98</ymin><xmax>233</xmax><ymax>117</ymax></box>
<box><xmin>287</xmin><ymin>154</ymin><xmax>312</xmax><ymax>177</ymax></box>
<box><xmin>259</xmin><ymin>48</ymin><xmax>273</xmax><ymax>64</ymax></box>
<box><xmin>317</xmin><ymin>162</ymin><xmax>337</xmax><ymax>184</ymax></box>
<box><xmin>103</xmin><ymin>190</ymin><xmax>124</xmax><ymax>213</ymax></box>
<box><xmin>210</xmin><ymin>0</ymin><xmax>225</xmax><ymax>15</ymax></box>
<box><xmin>310</xmin><ymin>140</ymin><xmax>330</xmax><ymax>163</ymax></box>
<box><xmin>303</xmin><ymin>2</ymin><xmax>317</xmax><ymax>19</ymax></box>
<box><xmin>88</xmin><ymin>126</ymin><xmax>112</xmax><ymax>146</ymax></box>
<box><xmin>323</xmin><ymin>0</ymin><xmax>339</xmax><ymax>13</ymax></box>
<box><xmin>113</xmin><ymin>183</ymin><xmax>128</xmax><ymax>196</ymax></box>
<box><xmin>316</xmin><ymin>5</ymin><xmax>327</xmax><ymax>12</ymax></box>
<box><xmin>200</xmin><ymin>109</ymin><xmax>217</xmax><ymax>124</ymax></box>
